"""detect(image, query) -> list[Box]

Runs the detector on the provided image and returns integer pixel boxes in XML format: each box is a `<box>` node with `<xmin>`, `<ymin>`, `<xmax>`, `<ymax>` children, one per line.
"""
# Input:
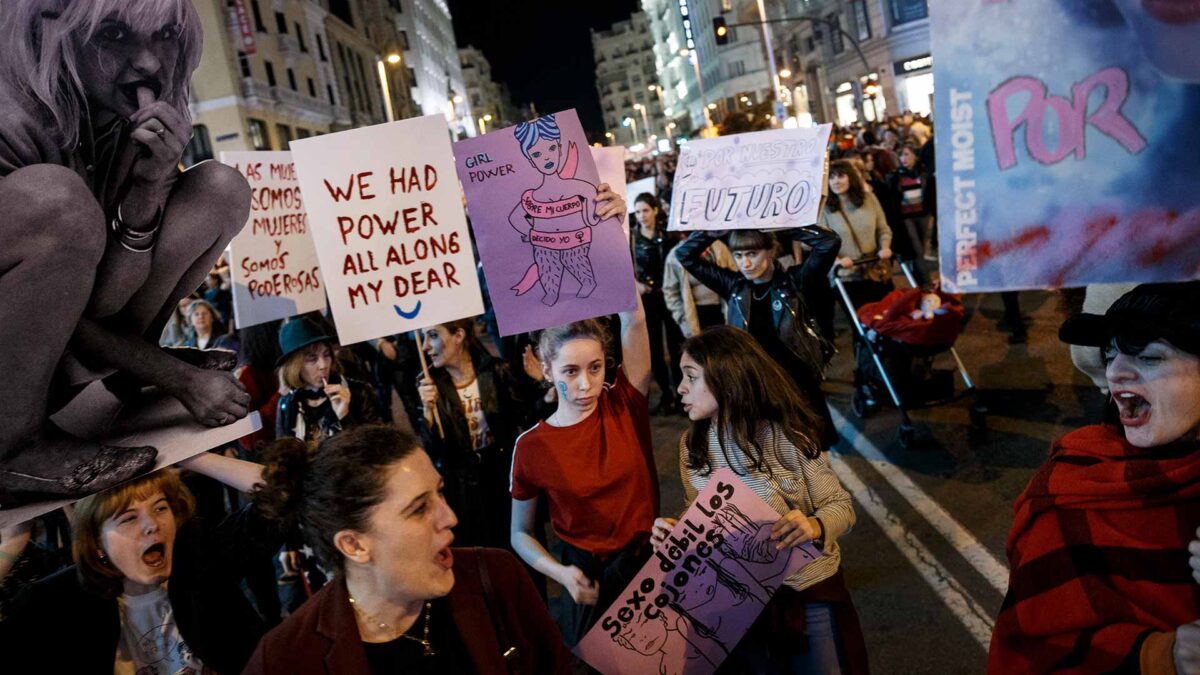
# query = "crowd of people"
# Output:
<box><xmin>0</xmin><ymin>0</ymin><xmax>1195</xmax><ymax>668</ymax></box>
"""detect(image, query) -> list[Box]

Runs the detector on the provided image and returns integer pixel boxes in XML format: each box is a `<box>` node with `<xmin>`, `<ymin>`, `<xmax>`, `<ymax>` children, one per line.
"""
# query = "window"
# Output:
<box><xmin>889</xmin><ymin>0</ymin><xmax>928</xmax><ymax>26</ymax></box>
<box><xmin>264</xmin><ymin>60</ymin><xmax>276</xmax><ymax>86</ymax></box>
<box><xmin>829</xmin><ymin>14</ymin><xmax>845</xmax><ymax>54</ymax></box>
<box><xmin>248</xmin><ymin>118</ymin><xmax>270</xmax><ymax>149</ymax></box>
<box><xmin>329</xmin><ymin>0</ymin><xmax>354</xmax><ymax>26</ymax></box>
<box><xmin>276</xmin><ymin>124</ymin><xmax>293</xmax><ymax>149</ymax></box>
<box><xmin>237</xmin><ymin>50</ymin><xmax>251</xmax><ymax>78</ymax></box>
<box><xmin>851</xmin><ymin>0</ymin><xmax>871</xmax><ymax>40</ymax></box>
<box><xmin>727</xmin><ymin>61</ymin><xmax>745</xmax><ymax>77</ymax></box>
<box><xmin>287</xmin><ymin>68</ymin><xmax>297</xmax><ymax>90</ymax></box>
<box><xmin>275</xmin><ymin>12</ymin><xmax>287</xmax><ymax>34</ymax></box>
<box><xmin>296</xmin><ymin>128</ymin><xmax>311</xmax><ymax>139</ymax></box>
<box><xmin>182</xmin><ymin>124</ymin><xmax>212</xmax><ymax>166</ymax></box>
<box><xmin>296</xmin><ymin>23</ymin><xmax>308</xmax><ymax>51</ymax></box>
<box><xmin>327</xmin><ymin>84</ymin><xmax>336</xmax><ymax>104</ymax></box>
<box><xmin>317</xmin><ymin>34</ymin><xmax>327</xmax><ymax>61</ymax></box>
<box><xmin>250</xmin><ymin>0</ymin><xmax>266</xmax><ymax>32</ymax></box>
<box><xmin>399</xmin><ymin>30</ymin><xmax>409</xmax><ymax>50</ymax></box>
<box><xmin>307</xmin><ymin>77</ymin><xmax>316</xmax><ymax>97</ymax></box>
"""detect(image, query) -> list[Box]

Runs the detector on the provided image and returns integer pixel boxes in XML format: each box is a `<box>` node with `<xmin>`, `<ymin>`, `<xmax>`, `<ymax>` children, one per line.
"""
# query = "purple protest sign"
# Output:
<box><xmin>575</xmin><ymin>468</ymin><xmax>822</xmax><ymax>675</ymax></box>
<box><xmin>453</xmin><ymin>110</ymin><xmax>637</xmax><ymax>336</ymax></box>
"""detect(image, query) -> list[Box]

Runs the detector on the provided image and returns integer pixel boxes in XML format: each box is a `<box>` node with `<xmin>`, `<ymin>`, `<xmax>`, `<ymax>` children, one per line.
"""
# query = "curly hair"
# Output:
<box><xmin>514</xmin><ymin>113</ymin><xmax>561</xmax><ymax>160</ymax></box>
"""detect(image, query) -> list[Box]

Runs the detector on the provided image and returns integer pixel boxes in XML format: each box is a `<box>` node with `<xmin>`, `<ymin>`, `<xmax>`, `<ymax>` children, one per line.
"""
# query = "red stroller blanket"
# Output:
<box><xmin>857</xmin><ymin>288</ymin><xmax>965</xmax><ymax>348</ymax></box>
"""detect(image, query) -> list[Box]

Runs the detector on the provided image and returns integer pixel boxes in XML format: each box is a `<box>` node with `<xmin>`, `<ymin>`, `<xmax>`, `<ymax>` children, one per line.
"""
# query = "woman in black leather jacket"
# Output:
<box><xmin>631</xmin><ymin>193</ymin><xmax>684</xmax><ymax>413</ymax></box>
<box><xmin>677</xmin><ymin>226</ymin><xmax>841</xmax><ymax>448</ymax></box>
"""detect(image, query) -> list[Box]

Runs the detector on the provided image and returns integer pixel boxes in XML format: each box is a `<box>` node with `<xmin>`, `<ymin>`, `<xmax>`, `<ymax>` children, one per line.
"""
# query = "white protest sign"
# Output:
<box><xmin>668</xmin><ymin>125</ymin><xmax>831</xmax><ymax>231</ymax></box>
<box><xmin>220</xmin><ymin>151</ymin><xmax>326</xmax><ymax>328</ymax></box>
<box><xmin>626</xmin><ymin>176</ymin><xmax>656</xmax><ymax>211</ymax></box>
<box><xmin>289</xmin><ymin>115</ymin><xmax>483</xmax><ymax>345</ymax></box>
<box><xmin>591</xmin><ymin>146</ymin><xmax>631</xmax><ymax>239</ymax></box>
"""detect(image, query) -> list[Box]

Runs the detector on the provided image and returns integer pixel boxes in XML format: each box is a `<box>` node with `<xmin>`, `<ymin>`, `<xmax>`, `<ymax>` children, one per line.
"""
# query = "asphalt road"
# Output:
<box><xmin>644</xmin><ymin>288</ymin><xmax>1104</xmax><ymax>674</ymax></box>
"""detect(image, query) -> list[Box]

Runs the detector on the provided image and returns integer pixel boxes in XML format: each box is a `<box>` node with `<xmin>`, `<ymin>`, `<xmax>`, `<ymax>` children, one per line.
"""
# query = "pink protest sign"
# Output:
<box><xmin>453</xmin><ymin>110</ymin><xmax>636</xmax><ymax>336</ymax></box>
<box><xmin>575</xmin><ymin>468</ymin><xmax>822</xmax><ymax>675</ymax></box>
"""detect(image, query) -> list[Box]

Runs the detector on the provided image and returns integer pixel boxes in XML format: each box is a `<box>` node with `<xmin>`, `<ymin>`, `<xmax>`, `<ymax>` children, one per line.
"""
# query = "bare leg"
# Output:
<box><xmin>562</xmin><ymin>244</ymin><xmax>597</xmax><ymax>298</ymax></box>
<box><xmin>534</xmin><ymin>246</ymin><xmax>564</xmax><ymax>306</ymax></box>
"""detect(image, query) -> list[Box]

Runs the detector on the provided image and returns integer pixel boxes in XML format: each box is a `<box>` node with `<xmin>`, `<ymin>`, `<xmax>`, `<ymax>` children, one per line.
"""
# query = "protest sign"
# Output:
<box><xmin>626</xmin><ymin>176</ymin><xmax>656</xmax><ymax>211</ymax></box>
<box><xmin>591</xmin><ymin>146</ymin><xmax>631</xmax><ymax>240</ymax></box>
<box><xmin>667</xmin><ymin>125</ymin><xmax>831</xmax><ymax>232</ymax></box>
<box><xmin>453</xmin><ymin>110</ymin><xmax>637</xmax><ymax>336</ymax></box>
<box><xmin>932</xmin><ymin>1</ymin><xmax>1200</xmax><ymax>292</ymax></box>
<box><xmin>220</xmin><ymin>151</ymin><xmax>325</xmax><ymax>328</ymax></box>
<box><xmin>575</xmin><ymin>468</ymin><xmax>821</xmax><ymax>675</ymax></box>
<box><xmin>289</xmin><ymin>115</ymin><xmax>483</xmax><ymax>345</ymax></box>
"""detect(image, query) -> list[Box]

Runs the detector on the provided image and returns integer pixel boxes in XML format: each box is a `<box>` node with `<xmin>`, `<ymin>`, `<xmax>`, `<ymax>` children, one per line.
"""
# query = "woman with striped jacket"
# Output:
<box><xmin>652</xmin><ymin>325</ymin><xmax>867</xmax><ymax>674</ymax></box>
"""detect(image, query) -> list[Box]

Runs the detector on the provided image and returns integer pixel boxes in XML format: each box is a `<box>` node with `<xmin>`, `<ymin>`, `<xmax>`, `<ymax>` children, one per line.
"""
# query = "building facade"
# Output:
<box><xmin>459</xmin><ymin>46</ymin><xmax>517</xmax><ymax>132</ymax></box>
<box><xmin>189</xmin><ymin>0</ymin><xmax>418</xmax><ymax>159</ymax></box>
<box><xmin>767</xmin><ymin>0</ymin><xmax>932</xmax><ymax>126</ymax></box>
<box><xmin>591</xmin><ymin>12</ymin><xmax>665</xmax><ymax>149</ymax></box>
<box><xmin>394</xmin><ymin>0</ymin><xmax>474</xmax><ymax>137</ymax></box>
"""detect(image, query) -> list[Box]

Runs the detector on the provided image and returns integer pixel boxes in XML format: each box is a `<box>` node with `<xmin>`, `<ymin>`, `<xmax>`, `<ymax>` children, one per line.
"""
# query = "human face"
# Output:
<box><xmin>733</xmin><ymin>249</ymin><xmax>774</xmax><ymax>282</ymax></box>
<box><xmin>545</xmin><ymin>338</ymin><xmax>606</xmax><ymax>415</ymax></box>
<box><xmin>99</xmin><ymin>491</ymin><xmax>178</xmax><ymax>594</ymax></box>
<box><xmin>620</xmin><ymin>610</ymin><xmax>669</xmax><ymax>655</ymax></box>
<box><xmin>1105</xmin><ymin>339</ymin><xmax>1200</xmax><ymax>447</ymax></box>
<box><xmin>864</xmin><ymin>153</ymin><xmax>876</xmax><ymax>173</ymax></box>
<box><xmin>634</xmin><ymin>201</ymin><xmax>658</xmax><ymax>229</ymax></box>
<box><xmin>1113</xmin><ymin>0</ymin><xmax>1200</xmax><ymax>82</ymax></box>
<box><xmin>829</xmin><ymin>172</ymin><xmax>851</xmax><ymax>195</ymax></box>
<box><xmin>900</xmin><ymin>147</ymin><xmax>918</xmax><ymax>170</ymax></box>
<box><xmin>299</xmin><ymin>342</ymin><xmax>334</xmax><ymax>389</ymax></box>
<box><xmin>189</xmin><ymin>305</ymin><xmax>213</xmax><ymax>333</ymax></box>
<box><xmin>74</xmin><ymin>12</ymin><xmax>184</xmax><ymax>120</ymax></box>
<box><xmin>526</xmin><ymin>136</ymin><xmax>563</xmax><ymax>175</ymax></box>
<box><xmin>359</xmin><ymin>452</ymin><xmax>458</xmax><ymax>602</ymax></box>
<box><xmin>678</xmin><ymin>352</ymin><xmax>719</xmax><ymax>421</ymax></box>
<box><xmin>422</xmin><ymin>325</ymin><xmax>464</xmax><ymax>369</ymax></box>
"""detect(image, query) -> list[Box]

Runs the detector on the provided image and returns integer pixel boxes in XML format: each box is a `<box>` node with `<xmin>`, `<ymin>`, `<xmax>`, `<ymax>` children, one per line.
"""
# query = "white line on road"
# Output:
<box><xmin>830</xmin><ymin>455</ymin><xmax>996</xmax><ymax>650</ymax></box>
<box><xmin>830</xmin><ymin>407</ymin><xmax>1011</xmax><ymax>596</ymax></box>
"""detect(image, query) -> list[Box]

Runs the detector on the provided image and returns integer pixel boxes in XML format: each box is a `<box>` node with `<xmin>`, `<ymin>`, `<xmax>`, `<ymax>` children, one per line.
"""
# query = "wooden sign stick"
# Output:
<box><xmin>412</xmin><ymin>330</ymin><xmax>444</xmax><ymax>438</ymax></box>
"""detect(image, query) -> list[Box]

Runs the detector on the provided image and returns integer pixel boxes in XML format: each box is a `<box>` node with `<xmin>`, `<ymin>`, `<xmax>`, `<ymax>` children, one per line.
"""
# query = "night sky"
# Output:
<box><xmin>447</xmin><ymin>0</ymin><xmax>640</xmax><ymax>140</ymax></box>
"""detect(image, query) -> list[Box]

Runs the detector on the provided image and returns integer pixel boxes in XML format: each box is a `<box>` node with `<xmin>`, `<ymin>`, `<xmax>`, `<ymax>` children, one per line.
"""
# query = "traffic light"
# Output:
<box><xmin>713</xmin><ymin>17</ymin><xmax>729</xmax><ymax>45</ymax></box>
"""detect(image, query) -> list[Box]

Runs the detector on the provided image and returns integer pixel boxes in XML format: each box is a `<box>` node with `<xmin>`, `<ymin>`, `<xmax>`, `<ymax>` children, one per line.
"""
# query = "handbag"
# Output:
<box><xmin>838</xmin><ymin>203</ymin><xmax>893</xmax><ymax>283</ymax></box>
<box><xmin>475</xmin><ymin>547</ymin><xmax>521</xmax><ymax>674</ymax></box>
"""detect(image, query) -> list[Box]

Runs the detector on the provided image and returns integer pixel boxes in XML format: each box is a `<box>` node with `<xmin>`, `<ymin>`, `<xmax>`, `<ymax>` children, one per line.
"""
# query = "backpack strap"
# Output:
<box><xmin>474</xmin><ymin>547</ymin><xmax>519</xmax><ymax>673</ymax></box>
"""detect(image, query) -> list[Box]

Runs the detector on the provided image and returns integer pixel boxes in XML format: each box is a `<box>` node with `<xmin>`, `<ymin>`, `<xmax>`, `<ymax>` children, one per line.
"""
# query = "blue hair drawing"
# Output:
<box><xmin>514</xmin><ymin>114</ymin><xmax>561</xmax><ymax>159</ymax></box>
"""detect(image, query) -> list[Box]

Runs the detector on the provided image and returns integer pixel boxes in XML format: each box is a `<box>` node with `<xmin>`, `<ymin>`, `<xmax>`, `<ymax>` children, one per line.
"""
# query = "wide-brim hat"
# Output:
<box><xmin>1059</xmin><ymin>281</ymin><xmax>1200</xmax><ymax>355</ymax></box>
<box><xmin>276</xmin><ymin>317</ymin><xmax>334</xmax><ymax>367</ymax></box>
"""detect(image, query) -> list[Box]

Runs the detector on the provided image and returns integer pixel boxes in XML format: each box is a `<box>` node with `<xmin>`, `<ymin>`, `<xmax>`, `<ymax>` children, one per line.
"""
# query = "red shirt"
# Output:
<box><xmin>510</xmin><ymin>368</ymin><xmax>659</xmax><ymax>558</ymax></box>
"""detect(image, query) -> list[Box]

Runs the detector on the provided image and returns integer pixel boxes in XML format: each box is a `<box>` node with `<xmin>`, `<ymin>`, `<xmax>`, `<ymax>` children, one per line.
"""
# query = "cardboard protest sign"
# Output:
<box><xmin>290</xmin><ymin>115</ymin><xmax>484</xmax><ymax>345</ymax></box>
<box><xmin>667</xmin><ymin>125</ymin><xmax>832</xmax><ymax>232</ymax></box>
<box><xmin>626</xmin><ymin>176</ymin><xmax>656</xmax><ymax>210</ymax></box>
<box><xmin>575</xmin><ymin>468</ymin><xmax>822</xmax><ymax>675</ymax></box>
<box><xmin>591</xmin><ymin>146</ymin><xmax>631</xmax><ymax>240</ymax></box>
<box><xmin>932</xmin><ymin>1</ymin><xmax>1200</xmax><ymax>292</ymax></box>
<box><xmin>220</xmin><ymin>151</ymin><xmax>325</xmax><ymax>328</ymax></box>
<box><xmin>453</xmin><ymin>110</ymin><xmax>637</xmax><ymax>336</ymax></box>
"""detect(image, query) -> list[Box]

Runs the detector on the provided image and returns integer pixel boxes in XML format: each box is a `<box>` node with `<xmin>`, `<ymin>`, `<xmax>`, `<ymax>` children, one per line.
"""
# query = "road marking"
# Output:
<box><xmin>830</xmin><ymin>454</ymin><xmax>996</xmax><ymax>650</ymax></box>
<box><xmin>830</xmin><ymin>407</ymin><xmax>1010</xmax><ymax>596</ymax></box>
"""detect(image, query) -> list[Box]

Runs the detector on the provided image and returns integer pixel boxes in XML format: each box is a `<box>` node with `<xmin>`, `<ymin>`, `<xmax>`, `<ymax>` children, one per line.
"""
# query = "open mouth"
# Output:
<box><xmin>544</xmin><ymin>161</ymin><xmax>555</xmax><ymax>170</ymax></box>
<box><xmin>119</xmin><ymin>79</ymin><xmax>163</xmax><ymax>109</ymax></box>
<box><xmin>434</xmin><ymin>546</ymin><xmax>454</xmax><ymax>570</ymax></box>
<box><xmin>1142</xmin><ymin>0</ymin><xmax>1200</xmax><ymax>24</ymax></box>
<box><xmin>1114</xmin><ymin>391</ymin><xmax>1151</xmax><ymax>427</ymax></box>
<box><xmin>141</xmin><ymin>542</ymin><xmax>167</xmax><ymax>569</ymax></box>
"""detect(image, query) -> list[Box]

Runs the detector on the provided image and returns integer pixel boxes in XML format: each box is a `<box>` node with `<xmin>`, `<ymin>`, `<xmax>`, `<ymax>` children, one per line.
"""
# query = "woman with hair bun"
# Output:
<box><xmin>247</xmin><ymin>424</ymin><xmax>572</xmax><ymax>675</ymax></box>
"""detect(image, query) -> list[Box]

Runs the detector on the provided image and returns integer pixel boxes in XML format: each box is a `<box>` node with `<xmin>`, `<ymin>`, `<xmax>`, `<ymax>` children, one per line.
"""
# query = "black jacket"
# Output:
<box><xmin>631</xmin><ymin>227</ymin><xmax>672</xmax><ymax>291</ymax></box>
<box><xmin>677</xmin><ymin>226</ymin><xmax>840</xmax><ymax>369</ymax></box>
<box><xmin>275</xmin><ymin>376</ymin><xmax>380</xmax><ymax>440</ymax></box>
<box><xmin>0</xmin><ymin>504</ymin><xmax>282</xmax><ymax>674</ymax></box>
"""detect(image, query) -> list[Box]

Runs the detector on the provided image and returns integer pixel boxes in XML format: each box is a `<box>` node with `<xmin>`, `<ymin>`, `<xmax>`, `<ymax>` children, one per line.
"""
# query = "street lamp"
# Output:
<box><xmin>385</xmin><ymin>52</ymin><xmax>402</xmax><ymax>65</ymax></box>
<box><xmin>632</xmin><ymin>102</ymin><xmax>650</xmax><ymax>142</ymax></box>
<box><xmin>605</xmin><ymin>131</ymin><xmax>615</xmax><ymax>146</ymax></box>
<box><xmin>680</xmin><ymin>47</ymin><xmax>715</xmax><ymax>135</ymax></box>
<box><xmin>665</xmin><ymin>121</ymin><xmax>676</xmax><ymax>145</ymax></box>
<box><xmin>622</xmin><ymin>115</ymin><xmax>639</xmax><ymax>145</ymax></box>
<box><xmin>375</xmin><ymin>52</ymin><xmax>403</xmax><ymax>123</ymax></box>
<box><xmin>478</xmin><ymin>113</ymin><xmax>493</xmax><ymax>135</ymax></box>
<box><xmin>779</xmin><ymin>68</ymin><xmax>792</xmax><ymax>79</ymax></box>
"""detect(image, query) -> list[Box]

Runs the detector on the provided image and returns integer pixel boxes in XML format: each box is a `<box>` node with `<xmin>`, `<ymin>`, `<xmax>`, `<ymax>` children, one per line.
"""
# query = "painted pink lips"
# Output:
<box><xmin>1142</xmin><ymin>0</ymin><xmax>1200</xmax><ymax>24</ymax></box>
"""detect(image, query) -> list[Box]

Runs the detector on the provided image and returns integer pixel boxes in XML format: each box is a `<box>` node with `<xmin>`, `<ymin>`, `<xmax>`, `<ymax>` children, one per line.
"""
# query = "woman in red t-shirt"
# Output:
<box><xmin>510</xmin><ymin>295</ymin><xmax>658</xmax><ymax>645</ymax></box>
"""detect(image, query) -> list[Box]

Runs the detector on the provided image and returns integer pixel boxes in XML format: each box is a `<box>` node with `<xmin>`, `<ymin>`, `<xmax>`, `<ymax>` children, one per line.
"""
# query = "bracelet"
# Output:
<box><xmin>110</xmin><ymin>202</ymin><xmax>163</xmax><ymax>253</ymax></box>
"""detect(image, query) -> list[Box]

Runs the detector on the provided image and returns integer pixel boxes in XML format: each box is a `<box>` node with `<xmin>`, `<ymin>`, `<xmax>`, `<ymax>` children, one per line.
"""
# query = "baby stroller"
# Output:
<box><xmin>833</xmin><ymin>260</ymin><xmax>986</xmax><ymax>449</ymax></box>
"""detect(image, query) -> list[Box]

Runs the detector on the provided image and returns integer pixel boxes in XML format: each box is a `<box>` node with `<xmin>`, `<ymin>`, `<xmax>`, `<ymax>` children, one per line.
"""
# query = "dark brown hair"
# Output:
<box><xmin>727</xmin><ymin>229</ymin><xmax>782</xmax><ymax>255</ymax></box>
<box><xmin>682</xmin><ymin>326</ymin><xmax>823</xmax><ymax>476</ymax></box>
<box><xmin>826</xmin><ymin>159</ymin><xmax>866</xmax><ymax>211</ymax></box>
<box><xmin>255</xmin><ymin>424</ymin><xmax>423</xmax><ymax>573</ymax></box>
<box><xmin>72</xmin><ymin>470</ymin><xmax>196</xmax><ymax>598</ymax></box>
<box><xmin>438</xmin><ymin>318</ymin><xmax>485</xmax><ymax>363</ymax></box>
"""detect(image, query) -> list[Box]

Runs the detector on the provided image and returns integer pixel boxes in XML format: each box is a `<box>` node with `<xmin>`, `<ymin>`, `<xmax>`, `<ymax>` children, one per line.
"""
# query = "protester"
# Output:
<box><xmin>820</xmin><ymin>159</ymin><xmax>895</xmax><ymax>307</ymax></box>
<box><xmin>990</xmin><ymin>282</ymin><xmax>1200</xmax><ymax>674</ymax></box>
<box><xmin>247</xmin><ymin>425</ymin><xmax>572</xmax><ymax>674</ymax></box>
<box><xmin>416</xmin><ymin>318</ymin><xmax>541</xmax><ymax>550</ymax></box>
<box><xmin>632</xmin><ymin>192</ymin><xmax>684</xmax><ymax>414</ymax></box>
<box><xmin>663</xmin><ymin>235</ymin><xmax>734</xmax><ymax>338</ymax></box>
<box><xmin>654</xmin><ymin>325</ymin><xmax>867</xmax><ymax>673</ymax></box>
<box><xmin>676</xmin><ymin>226</ymin><xmax>840</xmax><ymax>450</ymax></box>
<box><xmin>509</xmin><ymin>295</ymin><xmax>658</xmax><ymax>645</ymax></box>
<box><xmin>234</xmin><ymin>320</ymin><xmax>284</xmax><ymax>457</ymax></box>
<box><xmin>0</xmin><ymin>452</ymin><xmax>277</xmax><ymax>673</ymax></box>
<box><xmin>0</xmin><ymin>0</ymin><xmax>253</xmax><ymax>505</ymax></box>
<box><xmin>182</xmin><ymin>298</ymin><xmax>234</xmax><ymax>351</ymax></box>
<box><xmin>887</xmin><ymin>142</ymin><xmax>929</xmax><ymax>282</ymax></box>
<box><xmin>275</xmin><ymin>317</ymin><xmax>380</xmax><ymax>442</ymax></box>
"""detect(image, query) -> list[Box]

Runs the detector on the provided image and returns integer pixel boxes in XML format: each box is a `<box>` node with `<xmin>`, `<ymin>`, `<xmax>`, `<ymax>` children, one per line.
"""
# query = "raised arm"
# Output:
<box><xmin>178</xmin><ymin>451</ymin><xmax>265</xmax><ymax>494</ymax></box>
<box><xmin>788</xmin><ymin>226</ymin><xmax>842</xmax><ymax>290</ymax></box>
<box><xmin>676</xmin><ymin>231</ymin><xmax>742</xmax><ymax>299</ymax></box>
<box><xmin>620</xmin><ymin>292</ymin><xmax>652</xmax><ymax>396</ymax></box>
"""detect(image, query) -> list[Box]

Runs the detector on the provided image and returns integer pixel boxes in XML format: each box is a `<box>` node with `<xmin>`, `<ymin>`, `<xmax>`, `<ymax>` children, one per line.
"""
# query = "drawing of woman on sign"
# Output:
<box><xmin>0</xmin><ymin>0</ymin><xmax>252</xmax><ymax>508</ymax></box>
<box><xmin>508</xmin><ymin>114</ymin><xmax>603</xmax><ymax>306</ymax></box>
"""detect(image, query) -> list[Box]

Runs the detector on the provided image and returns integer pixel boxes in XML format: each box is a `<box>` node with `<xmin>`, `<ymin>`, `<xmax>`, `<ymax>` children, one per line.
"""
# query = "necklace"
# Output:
<box><xmin>752</xmin><ymin>285</ymin><xmax>772</xmax><ymax>301</ymax></box>
<box><xmin>349</xmin><ymin>595</ymin><xmax>435</xmax><ymax>657</ymax></box>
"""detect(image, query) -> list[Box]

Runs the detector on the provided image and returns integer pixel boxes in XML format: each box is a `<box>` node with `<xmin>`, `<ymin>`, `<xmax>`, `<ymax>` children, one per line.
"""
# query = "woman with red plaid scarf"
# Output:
<box><xmin>989</xmin><ymin>281</ymin><xmax>1200</xmax><ymax>675</ymax></box>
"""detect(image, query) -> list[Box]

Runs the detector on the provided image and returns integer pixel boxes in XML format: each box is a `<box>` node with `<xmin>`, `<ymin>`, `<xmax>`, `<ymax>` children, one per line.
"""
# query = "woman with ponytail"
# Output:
<box><xmin>247</xmin><ymin>424</ymin><xmax>572</xmax><ymax>675</ymax></box>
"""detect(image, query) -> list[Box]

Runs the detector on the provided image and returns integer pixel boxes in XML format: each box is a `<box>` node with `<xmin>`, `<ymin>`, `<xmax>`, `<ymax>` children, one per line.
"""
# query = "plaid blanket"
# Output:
<box><xmin>989</xmin><ymin>424</ymin><xmax>1200</xmax><ymax>673</ymax></box>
